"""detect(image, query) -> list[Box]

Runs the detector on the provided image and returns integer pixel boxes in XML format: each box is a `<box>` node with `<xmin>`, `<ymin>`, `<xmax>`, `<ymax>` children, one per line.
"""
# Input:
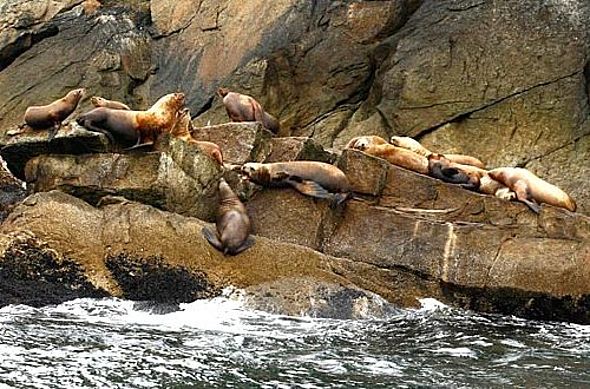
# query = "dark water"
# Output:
<box><xmin>0</xmin><ymin>291</ymin><xmax>589</xmax><ymax>388</ymax></box>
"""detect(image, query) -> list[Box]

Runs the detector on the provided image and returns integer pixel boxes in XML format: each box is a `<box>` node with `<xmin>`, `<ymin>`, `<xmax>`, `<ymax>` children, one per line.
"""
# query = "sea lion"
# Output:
<box><xmin>347</xmin><ymin>136</ymin><xmax>429</xmax><ymax>175</ymax></box>
<box><xmin>77</xmin><ymin>92</ymin><xmax>185</xmax><ymax>149</ymax></box>
<box><xmin>241</xmin><ymin>161</ymin><xmax>351</xmax><ymax>204</ymax></box>
<box><xmin>217</xmin><ymin>87</ymin><xmax>280</xmax><ymax>134</ymax></box>
<box><xmin>90</xmin><ymin>96</ymin><xmax>131</xmax><ymax>110</ymax></box>
<box><xmin>21</xmin><ymin>88</ymin><xmax>85</xmax><ymax>140</ymax></box>
<box><xmin>390</xmin><ymin>135</ymin><xmax>486</xmax><ymax>168</ymax></box>
<box><xmin>427</xmin><ymin>154</ymin><xmax>479</xmax><ymax>189</ymax></box>
<box><xmin>427</xmin><ymin>154</ymin><xmax>515</xmax><ymax>200</ymax></box>
<box><xmin>345</xmin><ymin>135</ymin><xmax>388</xmax><ymax>149</ymax></box>
<box><xmin>202</xmin><ymin>178</ymin><xmax>254</xmax><ymax>256</ymax></box>
<box><xmin>487</xmin><ymin>167</ymin><xmax>576</xmax><ymax>213</ymax></box>
<box><xmin>167</xmin><ymin>107</ymin><xmax>224</xmax><ymax>165</ymax></box>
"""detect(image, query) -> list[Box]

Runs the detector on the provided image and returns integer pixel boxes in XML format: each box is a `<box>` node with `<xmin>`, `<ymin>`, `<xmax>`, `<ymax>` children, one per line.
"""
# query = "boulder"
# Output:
<box><xmin>0</xmin><ymin>123</ymin><xmax>111</xmax><ymax>180</ymax></box>
<box><xmin>0</xmin><ymin>191</ymin><xmax>408</xmax><ymax>311</ymax></box>
<box><xmin>23</xmin><ymin>136</ymin><xmax>222</xmax><ymax>221</ymax></box>
<box><xmin>190</xmin><ymin>123</ymin><xmax>273</xmax><ymax>165</ymax></box>
<box><xmin>241</xmin><ymin>277</ymin><xmax>398</xmax><ymax>319</ymax></box>
<box><xmin>0</xmin><ymin>160</ymin><xmax>26</xmax><ymax>223</ymax></box>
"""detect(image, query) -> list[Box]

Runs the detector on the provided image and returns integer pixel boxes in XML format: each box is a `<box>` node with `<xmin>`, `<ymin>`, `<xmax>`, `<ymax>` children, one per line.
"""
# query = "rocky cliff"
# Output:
<box><xmin>0</xmin><ymin>0</ymin><xmax>589</xmax><ymax>322</ymax></box>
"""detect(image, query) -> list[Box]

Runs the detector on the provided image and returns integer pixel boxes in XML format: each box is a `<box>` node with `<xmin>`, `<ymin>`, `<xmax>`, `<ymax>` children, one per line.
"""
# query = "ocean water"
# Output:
<box><xmin>0</xmin><ymin>291</ymin><xmax>589</xmax><ymax>388</ymax></box>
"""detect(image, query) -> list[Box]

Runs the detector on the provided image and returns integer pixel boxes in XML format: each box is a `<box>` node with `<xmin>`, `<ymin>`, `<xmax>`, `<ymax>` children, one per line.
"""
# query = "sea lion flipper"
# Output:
<box><xmin>47</xmin><ymin>122</ymin><xmax>60</xmax><ymax>141</ymax></box>
<box><xmin>522</xmin><ymin>198</ymin><xmax>541</xmax><ymax>214</ymax></box>
<box><xmin>232</xmin><ymin>237</ymin><xmax>255</xmax><ymax>255</ymax></box>
<box><xmin>334</xmin><ymin>192</ymin><xmax>352</xmax><ymax>206</ymax></box>
<box><xmin>202</xmin><ymin>226</ymin><xmax>223</xmax><ymax>251</ymax></box>
<box><xmin>289</xmin><ymin>179</ymin><xmax>332</xmax><ymax>200</ymax></box>
<box><xmin>124</xmin><ymin>140</ymin><xmax>154</xmax><ymax>151</ymax></box>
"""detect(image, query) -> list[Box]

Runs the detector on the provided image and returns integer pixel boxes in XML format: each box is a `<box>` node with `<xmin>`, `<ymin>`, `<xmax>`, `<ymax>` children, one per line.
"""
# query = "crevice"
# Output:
<box><xmin>193</xmin><ymin>95</ymin><xmax>215</xmax><ymax>119</ymax></box>
<box><xmin>521</xmin><ymin>132</ymin><xmax>590</xmax><ymax>168</ymax></box>
<box><xmin>414</xmin><ymin>70</ymin><xmax>583</xmax><ymax>140</ymax></box>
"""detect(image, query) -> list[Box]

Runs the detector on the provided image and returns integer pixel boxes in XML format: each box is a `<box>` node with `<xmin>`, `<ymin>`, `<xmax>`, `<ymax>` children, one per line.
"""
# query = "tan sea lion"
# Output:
<box><xmin>167</xmin><ymin>107</ymin><xmax>224</xmax><ymax>165</ymax></box>
<box><xmin>192</xmin><ymin>140</ymin><xmax>223</xmax><ymax>165</ymax></box>
<box><xmin>217</xmin><ymin>87</ymin><xmax>280</xmax><ymax>134</ymax></box>
<box><xmin>241</xmin><ymin>161</ymin><xmax>351</xmax><ymax>204</ymax></box>
<box><xmin>487</xmin><ymin>167</ymin><xmax>576</xmax><ymax>213</ymax></box>
<box><xmin>202</xmin><ymin>178</ymin><xmax>254</xmax><ymax>256</ymax></box>
<box><xmin>390</xmin><ymin>135</ymin><xmax>486</xmax><ymax>168</ymax></box>
<box><xmin>77</xmin><ymin>92</ymin><xmax>185</xmax><ymax>149</ymax></box>
<box><xmin>90</xmin><ymin>96</ymin><xmax>131</xmax><ymax>110</ymax></box>
<box><xmin>347</xmin><ymin>136</ymin><xmax>429</xmax><ymax>174</ymax></box>
<box><xmin>427</xmin><ymin>154</ymin><xmax>515</xmax><ymax>200</ymax></box>
<box><xmin>345</xmin><ymin>135</ymin><xmax>388</xmax><ymax>149</ymax></box>
<box><xmin>20</xmin><ymin>88</ymin><xmax>85</xmax><ymax>140</ymax></box>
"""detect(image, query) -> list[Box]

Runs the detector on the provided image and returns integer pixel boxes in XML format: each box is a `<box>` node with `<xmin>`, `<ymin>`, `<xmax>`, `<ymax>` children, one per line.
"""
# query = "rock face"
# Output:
<box><xmin>0</xmin><ymin>0</ymin><xmax>590</xmax><ymax>322</ymax></box>
<box><xmin>22</xmin><ymin>134</ymin><xmax>223</xmax><ymax>220</ymax></box>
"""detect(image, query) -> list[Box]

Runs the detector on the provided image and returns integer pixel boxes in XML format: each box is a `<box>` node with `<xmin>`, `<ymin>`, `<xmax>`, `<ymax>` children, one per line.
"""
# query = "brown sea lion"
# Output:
<box><xmin>20</xmin><ymin>88</ymin><xmax>85</xmax><ymax>140</ymax></box>
<box><xmin>241</xmin><ymin>161</ymin><xmax>351</xmax><ymax>204</ymax></box>
<box><xmin>77</xmin><ymin>92</ymin><xmax>185</xmax><ymax>149</ymax></box>
<box><xmin>217</xmin><ymin>87</ymin><xmax>280</xmax><ymax>134</ymax></box>
<box><xmin>428</xmin><ymin>154</ymin><xmax>515</xmax><ymax>200</ymax></box>
<box><xmin>202</xmin><ymin>178</ymin><xmax>254</xmax><ymax>256</ymax></box>
<box><xmin>427</xmin><ymin>154</ymin><xmax>479</xmax><ymax>190</ymax></box>
<box><xmin>487</xmin><ymin>167</ymin><xmax>576</xmax><ymax>213</ymax></box>
<box><xmin>347</xmin><ymin>136</ymin><xmax>429</xmax><ymax>175</ymax></box>
<box><xmin>390</xmin><ymin>135</ymin><xmax>486</xmax><ymax>168</ymax></box>
<box><xmin>90</xmin><ymin>96</ymin><xmax>131</xmax><ymax>111</ymax></box>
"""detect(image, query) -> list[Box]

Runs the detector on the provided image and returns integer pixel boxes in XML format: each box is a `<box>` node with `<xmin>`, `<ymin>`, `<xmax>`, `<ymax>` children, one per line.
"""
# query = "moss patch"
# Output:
<box><xmin>0</xmin><ymin>238</ymin><xmax>108</xmax><ymax>307</ymax></box>
<box><xmin>106</xmin><ymin>252</ymin><xmax>220</xmax><ymax>303</ymax></box>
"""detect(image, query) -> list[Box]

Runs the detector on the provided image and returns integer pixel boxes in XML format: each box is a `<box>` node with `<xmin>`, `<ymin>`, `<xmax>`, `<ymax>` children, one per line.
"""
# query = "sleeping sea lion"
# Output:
<box><xmin>20</xmin><ymin>88</ymin><xmax>86</xmax><ymax>140</ymax></box>
<box><xmin>427</xmin><ymin>154</ymin><xmax>515</xmax><ymax>200</ymax></box>
<box><xmin>427</xmin><ymin>154</ymin><xmax>479</xmax><ymax>189</ymax></box>
<box><xmin>487</xmin><ymin>167</ymin><xmax>576</xmax><ymax>213</ymax></box>
<box><xmin>390</xmin><ymin>135</ymin><xmax>486</xmax><ymax>168</ymax></box>
<box><xmin>90</xmin><ymin>96</ymin><xmax>131</xmax><ymax>110</ymax></box>
<box><xmin>347</xmin><ymin>136</ymin><xmax>429</xmax><ymax>174</ymax></box>
<box><xmin>202</xmin><ymin>178</ymin><xmax>254</xmax><ymax>255</ymax></box>
<box><xmin>217</xmin><ymin>87</ymin><xmax>280</xmax><ymax>134</ymax></box>
<box><xmin>77</xmin><ymin>92</ymin><xmax>185</xmax><ymax>149</ymax></box>
<box><xmin>241</xmin><ymin>161</ymin><xmax>351</xmax><ymax>204</ymax></box>
<box><xmin>345</xmin><ymin>135</ymin><xmax>388</xmax><ymax>149</ymax></box>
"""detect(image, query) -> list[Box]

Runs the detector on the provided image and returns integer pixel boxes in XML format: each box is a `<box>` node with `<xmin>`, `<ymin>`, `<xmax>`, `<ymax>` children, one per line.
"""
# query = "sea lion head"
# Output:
<box><xmin>155</xmin><ymin>92</ymin><xmax>186</xmax><ymax>113</ymax></box>
<box><xmin>218</xmin><ymin>178</ymin><xmax>233</xmax><ymax>197</ymax></box>
<box><xmin>90</xmin><ymin>96</ymin><xmax>105</xmax><ymax>106</ymax></box>
<box><xmin>217</xmin><ymin>87</ymin><xmax>230</xmax><ymax>98</ymax></box>
<box><xmin>427</xmin><ymin>153</ymin><xmax>447</xmax><ymax>163</ymax></box>
<box><xmin>389</xmin><ymin>136</ymin><xmax>404</xmax><ymax>147</ymax></box>
<box><xmin>241</xmin><ymin>162</ymin><xmax>262</xmax><ymax>177</ymax></box>
<box><xmin>345</xmin><ymin>136</ymin><xmax>371</xmax><ymax>151</ymax></box>
<box><xmin>241</xmin><ymin>163</ymin><xmax>270</xmax><ymax>184</ymax></box>
<box><xmin>66</xmin><ymin>88</ymin><xmax>86</xmax><ymax>102</ymax></box>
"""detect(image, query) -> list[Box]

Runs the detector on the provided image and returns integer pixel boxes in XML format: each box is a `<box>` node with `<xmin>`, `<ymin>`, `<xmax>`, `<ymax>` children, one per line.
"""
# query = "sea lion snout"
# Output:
<box><xmin>217</xmin><ymin>87</ymin><xmax>230</xmax><ymax>98</ymax></box>
<box><xmin>241</xmin><ymin>163</ymin><xmax>259</xmax><ymax>176</ymax></box>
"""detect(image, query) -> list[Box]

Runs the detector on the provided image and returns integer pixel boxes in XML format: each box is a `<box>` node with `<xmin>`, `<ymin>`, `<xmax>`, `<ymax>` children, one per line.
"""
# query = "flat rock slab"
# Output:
<box><xmin>1</xmin><ymin>123</ymin><xmax>111</xmax><ymax>180</ymax></box>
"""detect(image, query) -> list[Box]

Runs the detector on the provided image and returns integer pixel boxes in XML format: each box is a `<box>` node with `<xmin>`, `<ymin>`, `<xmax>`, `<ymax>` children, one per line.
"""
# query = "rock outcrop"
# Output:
<box><xmin>0</xmin><ymin>0</ymin><xmax>589</xmax><ymax>322</ymax></box>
